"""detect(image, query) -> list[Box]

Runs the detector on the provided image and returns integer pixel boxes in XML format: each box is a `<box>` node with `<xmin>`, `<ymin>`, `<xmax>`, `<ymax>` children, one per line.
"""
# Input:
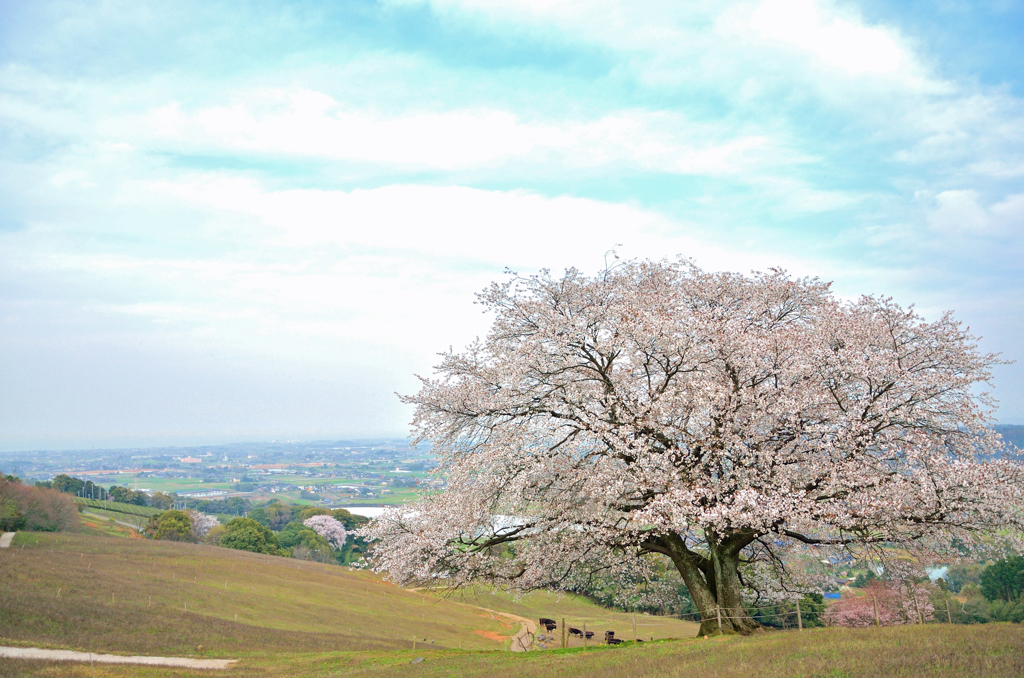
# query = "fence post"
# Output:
<box><xmin>632</xmin><ymin>612</ymin><xmax>637</xmax><ymax>643</ymax></box>
<box><xmin>716</xmin><ymin>605</ymin><xmax>722</xmax><ymax>632</ymax></box>
<box><xmin>583</xmin><ymin>623</ymin><xmax>587</xmax><ymax>651</ymax></box>
<box><xmin>562</xmin><ymin>617</ymin><xmax>566</xmax><ymax>649</ymax></box>
<box><xmin>796</xmin><ymin>599</ymin><xmax>803</xmax><ymax>631</ymax></box>
<box><xmin>872</xmin><ymin>597</ymin><xmax>880</xmax><ymax>627</ymax></box>
<box><xmin>946</xmin><ymin>599</ymin><xmax>952</xmax><ymax>624</ymax></box>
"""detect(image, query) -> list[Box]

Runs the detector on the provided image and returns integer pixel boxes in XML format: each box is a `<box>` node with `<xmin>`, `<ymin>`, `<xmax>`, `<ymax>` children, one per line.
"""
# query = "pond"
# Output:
<box><xmin>340</xmin><ymin>506</ymin><xmax>386</xmax><ymax>518</ymax></box>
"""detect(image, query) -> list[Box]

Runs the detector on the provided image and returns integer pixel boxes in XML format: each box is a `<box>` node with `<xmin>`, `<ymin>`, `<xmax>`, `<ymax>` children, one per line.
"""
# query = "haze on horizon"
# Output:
<box><xmin>2</xmin><ymin>0</ymin><xmax>1023</xmax><ymax>452</ymax></box>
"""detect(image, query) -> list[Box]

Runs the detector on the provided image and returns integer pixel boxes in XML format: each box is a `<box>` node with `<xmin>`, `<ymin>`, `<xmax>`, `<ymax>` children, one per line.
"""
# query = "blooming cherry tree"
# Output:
<box><xmin>304</xmin><ymin>515</ymin><xmax>347</xmax><ymax>549</ymax></box>
<box><xmin>822</xmin><ymin>580</ymin><xmax>934</xmax><ymax>627</ymax></box>
<box><xmin>363</xmin><ymin>259</ymin><xmax>1024</xmax><ymax>636</ymax></box>
<box><xmin>186</xmin><ymin>510</ymin><xmax>219</xmax><ymax>538</ymax></box>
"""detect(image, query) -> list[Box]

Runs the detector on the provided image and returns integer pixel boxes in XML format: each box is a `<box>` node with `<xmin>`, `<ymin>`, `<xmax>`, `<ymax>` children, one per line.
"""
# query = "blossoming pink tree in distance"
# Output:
<box><xmin>822</xmin><ymin>580</ymin><xmax>934</xmax><ymax>627</ymax></box>
<box><xmin>186</xmin><ymin>510</ymin><xmax>219</xmax><ymax>539</ymax></box>
<box><xmin>304</xmin><ymin>515</ymin><xmax>347</xmax><ymax>549</ymax></box>
<box><xmin>362</xmin><ymin>259</ymin><xmax>1024</xmax><ymax>636</ymax></box>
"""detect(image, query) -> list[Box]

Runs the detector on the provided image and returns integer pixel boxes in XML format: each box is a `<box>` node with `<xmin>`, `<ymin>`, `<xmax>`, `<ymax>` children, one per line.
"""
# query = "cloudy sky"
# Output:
<box><xmin>1</xmin><ymin>0</ymin><xmax>1022</xmax><ymax>451</ymax></box>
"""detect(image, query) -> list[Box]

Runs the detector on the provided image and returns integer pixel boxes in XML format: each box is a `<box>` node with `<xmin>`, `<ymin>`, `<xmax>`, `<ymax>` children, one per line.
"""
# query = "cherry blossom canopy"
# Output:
<box><xmin>365</xmin><ymin>259</ymin><xmax>1023</xmax><ymax>635</ymax></box>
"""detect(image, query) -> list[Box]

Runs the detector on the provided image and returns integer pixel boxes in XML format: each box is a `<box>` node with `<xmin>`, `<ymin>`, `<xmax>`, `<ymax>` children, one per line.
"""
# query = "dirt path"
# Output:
<box><xmin>0</xmin><ymin>533</ymin><xmax>14</xmax><ymax>548</ymax></box>
<box><xmin>81</xmin><ymin>511</ymin><xmax>143</xmax><ymax>531</ymax></box>
<box><xmin>408</xmin><ymin>589</ymin><xmax>537</xmax><ymax>652</ymax></box>
<box><xmin>477</xmin><ymin>606</ymin><xmax>535</xmax><ymax>652</ymax></box>
<box><xmin>0</xmin><ymin>646</ymin><xmax>236</xmax><ymax>669</ymax></box>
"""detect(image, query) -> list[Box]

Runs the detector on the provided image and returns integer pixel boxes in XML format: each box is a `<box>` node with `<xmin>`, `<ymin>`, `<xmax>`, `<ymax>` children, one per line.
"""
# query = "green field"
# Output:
<box><xmin>73</xmin><ymin>497</ymin><xmax>162</xmax><ymax>517</ymax></box>
<box><xmin>93</xmin><ymin>473</ymin><xmax>425</xmax><ymax>506</ymax></box>
<box><xmin>1</xmin><ymin>529</ymin><xmax>1022</xmax><ymax>677</ymax></box>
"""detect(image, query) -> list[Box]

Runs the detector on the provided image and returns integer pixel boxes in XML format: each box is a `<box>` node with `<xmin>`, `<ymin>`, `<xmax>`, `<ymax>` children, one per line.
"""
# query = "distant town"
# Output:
<box><xmin>0</xmin><ymin>439</ymin><xmax>434</xmax><ymax>509</ymax></box>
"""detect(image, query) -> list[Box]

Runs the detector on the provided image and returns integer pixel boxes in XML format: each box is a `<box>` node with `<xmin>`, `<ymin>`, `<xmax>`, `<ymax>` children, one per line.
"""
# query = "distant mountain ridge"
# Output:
<box><xmin>995</xmin><ymin>425</ymin><xmax>1024</xmax><ymax>451</ymax></box>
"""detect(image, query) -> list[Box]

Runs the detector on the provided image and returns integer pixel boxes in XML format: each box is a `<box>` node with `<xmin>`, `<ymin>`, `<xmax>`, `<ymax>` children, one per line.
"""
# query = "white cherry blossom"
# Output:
<box><xmin>363</xmin><ymin>259</ymin><xmax>1023</xmax><ymax>635</ymax></box>
<box><xmin>304</xmin><ymin>515</ymin><xmax>348</xmax><ymax>549</ymax></box>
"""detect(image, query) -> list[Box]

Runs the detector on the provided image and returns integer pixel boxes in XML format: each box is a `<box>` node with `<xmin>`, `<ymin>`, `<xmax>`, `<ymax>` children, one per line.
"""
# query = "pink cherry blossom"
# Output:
<box><xmin>823</xmin><ymin>580</ymin><xmax>934</xmax><ymax>627</ymax></box>
<box><xmin>304</xmin><ymin>515</ymin><xmax>347</xmax><ymax>549</ymax></box>
<box><xmin>362</xmin><ymin>259</ymin><xmax>1023</xmax><ymax>636</ymax></box>
<box><xmin>187</xmin><ymin>510</ymin><xmax>219</xmax><ymax>538</ymax></box>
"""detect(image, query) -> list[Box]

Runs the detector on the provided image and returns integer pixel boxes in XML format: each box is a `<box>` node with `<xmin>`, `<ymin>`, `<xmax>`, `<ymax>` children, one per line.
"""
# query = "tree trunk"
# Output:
<box><xmin>644</xmin><ymin>531</ymin><xmax>761</xmax><ymax>636</ymax></box>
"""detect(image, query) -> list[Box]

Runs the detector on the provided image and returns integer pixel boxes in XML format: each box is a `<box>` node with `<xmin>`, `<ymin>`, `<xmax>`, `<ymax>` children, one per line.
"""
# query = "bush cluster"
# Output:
<box><xmin>0</xmin><ymin>475</ymin><xmax>78</xmax><ymax>532</ymax></box>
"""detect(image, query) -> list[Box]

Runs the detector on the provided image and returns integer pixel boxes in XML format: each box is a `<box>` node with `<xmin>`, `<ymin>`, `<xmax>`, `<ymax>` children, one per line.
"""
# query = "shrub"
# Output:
<box><xmin>0</xmin><ymin>477</ymin><xmax>78</xmax><ymax>532</ymax></box>
<box><xmin>108</xmin><ymin>486</ymin><xmax>147</xmax><ymax>506</ymax></box>
<box><xmin>220</xmin><ymin>517</ymin><xmax>281</xmax><ymax>554</ymax></box>
<box><xmin>248</xmin><ymin>501</ymin><xmax>293</xmax><ymax>531</ymax></box>
<box><xmin>297</xmin><ymin>506</ymin><xmax>332</xmax><ymax>522</ymax></box>
<box><xmin>292</xmin><ymin>537</ymin><xmax>334</xmax><ymax>563</ymax></box>
<box><xmin>145</xmin><ymin>491</ymin><xmax>177</xmax><ymax>510</ymax></box>
<box><xmin>145</xmin><ymin>510</ymin><xmax>194</xmax><ymax>541</ymax></box>
<box><xmin>941</xmin><ymin>563</ymin><xmax>984</xmax><ymax>593</ymax></box>
<box><xmin>203</xmin><ymin>524</ymin><xmax>226</xmax><ymax>546</ymax></box>
<box><xmin>980</xmin><ymin>556</ymin><xmax>1024</xmax><ymax>602</ymax></box>
<box><xmin>331</xmin><ymin>508</ymin><xmax>369</xmax><ymax>530</ymax></box>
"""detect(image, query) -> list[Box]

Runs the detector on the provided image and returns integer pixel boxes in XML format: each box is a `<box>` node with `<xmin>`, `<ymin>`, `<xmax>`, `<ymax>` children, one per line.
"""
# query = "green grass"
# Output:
<box><xmin>0</xmin><ymin>529</ymin><xmax>695</xmax><ymax>675</ymax></box>
<box><xmin>78</xmin><ymin>506</ymin><xmax>153</xmax><ymax>532</ymax></box>
<box><xmin>1</xmin><ymin>530</ymin><xmax>1022</xmax><ymax>677</ymax></box>
<box><xmin>75</xmin><ymin>513</ymin><xmax>143</xmax><ymax>538</ymax></box>
<box><xmin>438</xmin><ymin>587</ymin><xmax>698</xmax><ymax>647</ymax></box>
<box><xmin>73</xmin><ymin>497</ymin><xmax>162</xmax><ymax>517</ymax></box>
<box><xmin>134</xmin><ymin>477</ymin><xmax>232</xmax><ymax>491</ymax></box>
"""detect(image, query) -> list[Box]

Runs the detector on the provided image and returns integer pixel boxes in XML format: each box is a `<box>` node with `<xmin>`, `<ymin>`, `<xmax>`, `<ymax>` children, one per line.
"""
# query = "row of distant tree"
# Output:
<box><xmin>34</xmin><ymin>474</ymin><xmax>147</xmax><ymax>505</ymax></box>
<box><xmin>35</xmin><ymin>473</ymin><xmax>372</xmax><ymax>565</ymax></box>
<box><xmin>36</xmin><ymin>474</ymin><xmax>252</xmax><ymax>514</ymax></box>
<box><xmin>143</xmin><ymin>501</ymin><xmax>369</xmax><ymax>565</ymax></box>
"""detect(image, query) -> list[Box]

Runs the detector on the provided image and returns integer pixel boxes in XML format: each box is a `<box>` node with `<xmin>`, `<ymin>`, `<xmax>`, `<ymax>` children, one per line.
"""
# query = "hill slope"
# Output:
<box><xmin>2</xmin><ymin>529</ymin><xmax>1022</xmax><ymax>677</ymax></box>
<box><xmin>0</xmin><ymin>528</ymin><xmax>697</xmax><ymax>674</ymax></box>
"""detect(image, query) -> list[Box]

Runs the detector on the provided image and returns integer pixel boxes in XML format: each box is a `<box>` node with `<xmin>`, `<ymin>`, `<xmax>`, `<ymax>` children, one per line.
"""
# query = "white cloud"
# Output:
<box><xmin>392</xmin><ymin>0</ymin><xmax>947</xmax><ymax>92</ymax></box>
<box><xmin>734</xmin><ymin>0</ymin><xmax>914</xmax><ymax>78</ymax></box>
<box><xmin>991</xmin><ymin>193</ymin><xmax>1024</xmax><ymax>224</ymax></box>
<box><xmin>136</xmin><ymin>178</ymin><xmax>828</xmax><ymax>274</ymax></box>
<box><xmin>926</xmin><ymin>189</ymin><xmax>989</xmax><ymax>234</ymax></box>
<box><xmin>137</xmin><ymin>92</ymin><xmax>798</xmax><ymax>177</ymax></box>
<box><xmin>924</xmin><ymin>189</ymin><xmax>1024</xmax><ymax>238</ymax></box>
<box><xmin>6</xmin><ymin>178</ymin><xmax>833</xmax><ymax>367</ymax></box>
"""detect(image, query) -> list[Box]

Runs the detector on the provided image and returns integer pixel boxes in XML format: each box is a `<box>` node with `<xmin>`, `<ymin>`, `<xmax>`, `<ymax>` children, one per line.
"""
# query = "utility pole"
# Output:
<box><xmin>796</xmin><ymin>599</ymin><xmax>803</xmax><ymax>631</ymax></box>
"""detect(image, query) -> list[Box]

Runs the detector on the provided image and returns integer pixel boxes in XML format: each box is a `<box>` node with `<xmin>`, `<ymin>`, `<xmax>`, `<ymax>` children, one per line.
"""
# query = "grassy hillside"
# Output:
<box><xmin>1</xmin><ymin>528</ymin><xmax>1022</xmax><ymax>677</ymax></box>
<box><xmin>444</xmin><ymin>587</ymin><xmax>699</xmax><ymax>647</ymax></box>
<box><xmin>0</xmin><ymin>527</ymin><xmax>696</xmax><ymax>675</ymax></box>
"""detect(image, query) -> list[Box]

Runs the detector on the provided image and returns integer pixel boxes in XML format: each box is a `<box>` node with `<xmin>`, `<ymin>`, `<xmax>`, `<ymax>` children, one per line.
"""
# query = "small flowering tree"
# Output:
<box><xmin>823</xmin><ymin>580</ymin><xmax>934</xmax><ymax>627</ymax></box>
<box><xmin>187</xmin><ymin>510</ymin><xmax>220</xmax><ymax>539</ymax></box>
<box><xmin>304</xmin><ymin>515</ymin><xmax>347</xmax><ymax>549</ymax></box>
<box><xmin>363</xmin><ymin>259</ymin><xmax>1024</xmax><ymax>636</ymax></box>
